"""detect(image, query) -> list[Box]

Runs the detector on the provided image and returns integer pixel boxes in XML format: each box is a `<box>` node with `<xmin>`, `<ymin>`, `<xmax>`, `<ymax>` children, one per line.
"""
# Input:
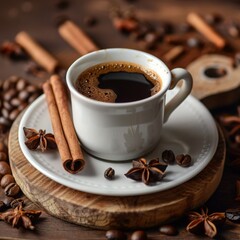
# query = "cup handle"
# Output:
<box><xmin>164</xmin><ymin>68</ymin><xmax>193</xmax><ymax>123</ymax></box>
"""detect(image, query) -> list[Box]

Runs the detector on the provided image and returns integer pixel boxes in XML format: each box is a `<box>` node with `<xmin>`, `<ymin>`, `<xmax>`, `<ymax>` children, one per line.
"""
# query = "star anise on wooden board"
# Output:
<box><xmin>0</xmin><ymin>204</ymin><xmax>42</xmax><ymax>230</ymax></box>
<box><xmin>186</xmin><ymin>207</ymin><xmax>225</xmax><ymax>238</ymax></box>
<box><xmin>124</xmin><ymin>158</ymin><xmax>168</xmax><ymax>185</ymax></box>
<box><xmin>23</xmin><ymin>127</ymin><xmax>57</xmax><ymax>152</ymax></box>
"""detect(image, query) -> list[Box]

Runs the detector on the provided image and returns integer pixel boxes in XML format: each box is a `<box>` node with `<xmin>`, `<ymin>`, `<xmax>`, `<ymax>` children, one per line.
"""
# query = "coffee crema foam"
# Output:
<box><xmin>75</xmin><ymin>61</ymin><xmax>162</xmax><ymax>103</ymax></box>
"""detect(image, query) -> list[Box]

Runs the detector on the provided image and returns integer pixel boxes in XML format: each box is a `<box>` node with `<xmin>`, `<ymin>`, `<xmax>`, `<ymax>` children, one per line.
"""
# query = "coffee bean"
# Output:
<box><xmin>2</xmin><ymin>196</ymin><xmax>15</xmax><ymax>207</ymax></box>
<box><xmin>2</xmin><ymin>76</ymin><xmax>18</xmax><ymax>91</ymax></box>
<box><xmin>18</xmin><ymin>90</ymin><xmax>30</xmax><ymax>101</ymax></box>
<box><xmin>187</xmin><ymin>37</ymin><xmax>202</xmax><ymax>48</ymax></box>
<box><xmin>0</xmin><ymin>161</ymin><xmax>11</xmax><ymax>175</ymax></box>
<box><xmin>18</xmin><ymin>102</ymin><xmax>28</xmax><ymax>112</ymax></box>
<box><xmin>104</xmin><ymin>167</ymin><xmax>115</xmax><ymax>180</ymax></box>
<box><xmin>1</xmin><ymin>108</ymin><xmax>10</xmax><ymax>119</ymax></box>
<box><xmin>176</xmin><ymin>154</ymin><xmax>192</xmax><ymax>167</ymax></box>
<box><xmin>106</xmin><ymin>229</ymin><xmax>127</xmax><ymax>240</ymax></box>
<box><xmin>3</xmin><ymin>88</ymin><xmax>17</xmax><ymax>101</ymax></box>
<box><xmin>28</xmin><ymin>93</ymin><xmax>39</xmax><ymax>103</ymax></box>
<box><xmin>1</xmin><ymin>174</ymin><xmax>15</xmax><ymax>188</ymax></box>
<box><xmin>0</xmin><ymin>117</ymin><xmax>11</xmax><ymax>128</ymax></box>
<box><xmin>26</xmin><ymin>84</ymin><xmax>39</xmax><ymax>93</ymax></box>
<box><xmin>0</xmin><ymin>141</ymin><xmax>7</xmax><ymax>154</ymax></box>
<box><xmin>10</xmin><ymin>97</ymin><xmax>23</xmax><ymax>107</ymax></box>
<box><xmin>130</xmin><ymin>230</ymin><xmax>148</xmax><ymax>240</ymax></box>
<box><xmin>16</xmin><ymin>78</ymin><xmax>27</xmax><ymax>91</ymax></box>
<box><xmin>159</xmin><ymin>224</ymin><xmax>179</xmax><ymax>236</ymax></box>
<box><xmin>162</xmin><ymin>150</ymin><xmax>175</xmax><ymax>164</ymax></box>
<box><xmin>4</xmin><ymin>182</ymin><xmax>20</xmax><ymax>197</ymax></box>
<box><xmin>0</xmin><ymin>152</ymin><xmax>7</xmax><ymax>162</ymax></box>
<box><xmin>9</xmin><ymin>108</ymin><xmax>20</xmax><ymax>121</ymax></box>
<box><xmin>3</xmin><ymin>100</ymin><xmax>13</xmax><ymax>111</ymax></box>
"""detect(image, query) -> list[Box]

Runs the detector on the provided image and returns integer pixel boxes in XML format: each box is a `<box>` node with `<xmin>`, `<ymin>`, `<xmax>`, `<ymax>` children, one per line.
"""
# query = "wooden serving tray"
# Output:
<box><xmin>8</xmin><ymin>114</ymin><xmax>226</xmax><ymax>230</ymax></box>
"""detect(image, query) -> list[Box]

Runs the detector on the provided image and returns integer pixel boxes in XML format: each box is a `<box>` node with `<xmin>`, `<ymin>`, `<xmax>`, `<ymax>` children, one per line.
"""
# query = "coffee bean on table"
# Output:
<box><xmin>0</xmin><ymin>152</ymin><xmax>7</xmax><ymax>162</ymax></box>
<box><xmin>1</xmin><ymin>174</ymin><xmax>15</xmax><ymax>188</ymax></box>
<box><xmin>0</xmin><ymin>161</ymin><xmax>11</xmax><ymax>176</ymax></box>
<box><xmin>130</xmin><ymin>230</ymin><xmax>148</xmax><ymax>240</ymax></box>
<box><xmin>105</xmin><ymin>229</ymin><xmax>127</xmax><ymax>240</ymax></box>
<box><xmin>16</xmin><ymin>78</ymin><xmax>27</xmax><ymax>91</ymax></box>
<box><xmin>4</xmin><ymin>182</ymin><xmax>20</xmax><ymax>197</ymax></box>
<box><xmin>159</xmin><ymin>224</ymin><xmax>179</xmax><ymax>236</ymax></box>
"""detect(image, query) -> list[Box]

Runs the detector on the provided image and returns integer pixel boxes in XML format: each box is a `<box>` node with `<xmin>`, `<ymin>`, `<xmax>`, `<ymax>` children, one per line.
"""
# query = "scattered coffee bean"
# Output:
<box><xmin>104</xmin><ymin>167</ymin><xmax>115</xmax><ymax>180</ymax></box>
<box><xmin>105</xmin><ymin>229</ymin><xmax>127</xmax><ymax>240</ymax></box>
<box><xmin>9</xmin><ymin>108</ymin><xmax>21</xmax><ymax>121</ymax></box>
<box><xmin>187</xmin><ymin>37</ymin><xmax>202</xmax><ymax>48</ymax></box>
<box><xmin>225</xmin><ymin>208</ymin><xmax>240</xmax><ymax>223</ymax></box>
<box><xmin>176</xmin><ymin>154</ymin><xmax>192</xmax><ymax>167</ymax></box>
<box><xmin>0</xmin><ymin>141</ymin><xmax>7</xmax><ymax>154</ymax></box>
<box><xmin>3</xmin><ymin>88</ymin><xmax>17</xmax><ymax>101</ymax></box>
<box><xmin>2</xmin><ymin>196</ymin><xmax>15</xmax><ymax>207</ymax></box>
<box><xmin>0</xmin><ymin>152</ymin><xmax>7</xmax><ymax>162</ymax></box>
<box><xmin>204</xmin><ymin>13</ymin><xmax>222</xmax><ymax>25</ymax></box>
<box><xmin>4</xmin><ymin>182</ymin><xmax>20</xmax><ymax>197</ymax></box>
<box><xmin>159</xmin><ymin>224</ymin><xmax>179</xmax><ymax>236</ymax></box>
<box><xmin>130</xmin><ymin>230</ymin><xmax>148</xmax><ymax>240</ymax></box>
<box><xmin>16</xmin><ymin>78</ymin><xmax>27</xmax><ymax>91</ymax></box>
<box><xmin>1</xmin><ymin>174</ymin><xmax>15</xmax><ymax>188</ymax></box>
<box><xmin>228</xmin><ymin>24</ymin><xmax>239</xmax><ymax>38</ymax></box>
<box><xmin>0</xmin><ymin>161</ymin><xmax>11</xmax><ymax>176</ymax></box>
<box><xmin>162</xmin><ymin>150</ymin><xmax>175</xmax><ymax>164</ymax></box>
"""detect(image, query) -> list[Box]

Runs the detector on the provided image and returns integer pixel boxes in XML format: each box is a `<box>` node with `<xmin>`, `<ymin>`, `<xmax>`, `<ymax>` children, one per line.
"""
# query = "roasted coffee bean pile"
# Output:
<box><xmin>0</xmin><ymin>75</ymin><xmax>42</xmax><ymax>133</ymax></box>
<box><xmin>0</xmin><ymin>138</ymin><xmax>22</xmax><ymax>212</ymax></box>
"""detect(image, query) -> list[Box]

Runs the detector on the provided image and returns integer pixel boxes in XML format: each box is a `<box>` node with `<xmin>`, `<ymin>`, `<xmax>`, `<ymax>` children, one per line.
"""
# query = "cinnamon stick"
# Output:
<box><xmin>163</xmin><ymin>45</ymin><xmax>185</xmax><ymax>63</ymax></box>
<box><xmin>15</xmin><ymin>31</ymin><xmax>59</xmax><ymax>73</ymax></box>
<box><xmin>43</xmin><ymin>76</ymin><xmax>85</xmax><ymax>174</ymax></box>
<box><xmin>58</xmin><ymin>20</ymin><xmax>99</xmax><ymax>55</ymax></box>
<box><xmin>187</xmin><ymin>12</ymin><xmax>226</xmax><ymax>49</ymax></box>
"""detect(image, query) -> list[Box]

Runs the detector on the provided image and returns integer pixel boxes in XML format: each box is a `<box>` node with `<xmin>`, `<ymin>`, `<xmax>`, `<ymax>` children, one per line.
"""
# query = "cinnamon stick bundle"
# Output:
<box><xmin>187</xmin><ymin>12</ymin><xmax>226</xmax><ymax>49</ymax></box>
<box><xmin>43</xmin><ymin>75</ymin><xmax>84</xmax><ymax>174</ymax></box>
<box><xmin>58</xmin><ymin>20</ymin><xmax>99</xmax><ymax>55</ymax></box>
<box><xmin>15</xmin><ymin>31</ymin><xmax>59</xmax><ymax>73</ymax></box>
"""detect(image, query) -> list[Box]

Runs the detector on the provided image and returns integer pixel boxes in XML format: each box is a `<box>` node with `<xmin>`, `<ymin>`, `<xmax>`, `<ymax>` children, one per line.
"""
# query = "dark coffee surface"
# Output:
<box><xmin>75</xmin><ymin>61</ymin><xmax>161</xmax><ymax>103</ymax></box>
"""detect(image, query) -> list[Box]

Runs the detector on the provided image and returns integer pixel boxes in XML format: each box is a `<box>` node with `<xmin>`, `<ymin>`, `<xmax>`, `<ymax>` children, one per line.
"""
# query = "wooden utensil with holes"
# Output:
<box><xmin>187</xmin><ymin>54</ymin><xmax>240</xmax><ymax>109</ymax></box>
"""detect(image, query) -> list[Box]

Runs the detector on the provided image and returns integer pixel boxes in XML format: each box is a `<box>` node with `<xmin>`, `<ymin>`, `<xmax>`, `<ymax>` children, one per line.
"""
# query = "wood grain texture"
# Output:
<box><xmin>8</xmin><ymin>113</ymin><xmax>226</xmax><ymax>230</ymax></box>
<box><xmin>187</xmin><ymin>54</ymin><xmax>240</xmax><ymax>109</ymax></box>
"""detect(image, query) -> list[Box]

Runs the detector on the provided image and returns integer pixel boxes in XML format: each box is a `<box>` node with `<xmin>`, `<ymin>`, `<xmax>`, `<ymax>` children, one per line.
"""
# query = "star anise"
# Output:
<box><xmin>0</xmin><ymin>204</ymin><xmax>42</xmax><ymax>230</ymax></box>
<box><xmin>186</xmin><ymin>207</ymin><xmax>225</xmax><ymax>238</ymax></box>
<box><xmin>124</xmin><ymin>158</ymin><xmax>168</xmax><ymax>185</ymax></box>
<box><xmin>23</xmin><ymin>127</ymin><xmax>57</xmax><ymax>152</ymax></box>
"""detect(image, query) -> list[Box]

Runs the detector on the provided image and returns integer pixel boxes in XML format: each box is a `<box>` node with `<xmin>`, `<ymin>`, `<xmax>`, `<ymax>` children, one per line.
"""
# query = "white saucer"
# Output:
<box><xmin>18</xmin><ymin>92</ymin><xmax>218</xmax><ymax>196</ymax></box>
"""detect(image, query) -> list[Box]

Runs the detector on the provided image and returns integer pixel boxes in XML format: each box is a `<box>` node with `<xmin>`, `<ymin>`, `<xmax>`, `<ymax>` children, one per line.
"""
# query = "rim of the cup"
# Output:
<box><xmin>66</xmin><ymin>48</ymin><xmax>171</xmax><ymax>107</ymax></box>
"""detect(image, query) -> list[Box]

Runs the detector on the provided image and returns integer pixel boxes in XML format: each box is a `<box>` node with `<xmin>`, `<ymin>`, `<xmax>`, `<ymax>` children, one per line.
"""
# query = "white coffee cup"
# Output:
<box><xmin>66</xmin><ymin>48</ymin><xmax>193</xmax><ymax>161</ymax></box>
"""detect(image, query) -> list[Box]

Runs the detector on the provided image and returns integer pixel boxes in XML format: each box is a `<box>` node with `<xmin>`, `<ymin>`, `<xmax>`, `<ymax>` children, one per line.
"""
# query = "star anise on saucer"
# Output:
<box><xmin>124</xmin><ymin>158</ymin><xmax>168</xmax><ymax>185</ymax></box>
<box><xmin>0</xmin><ymin>204</ymin><xmax>42</xmax><ymax>230</ymax></box>
<box><xmin>23</xmin><ymin>127</ymin><xmax>57</xmax><ymax>152</ymax></box>
<box><xmin>186</xmin><ymin>207</ymin><xmax>225</xmax><ymax>238</ymax></box>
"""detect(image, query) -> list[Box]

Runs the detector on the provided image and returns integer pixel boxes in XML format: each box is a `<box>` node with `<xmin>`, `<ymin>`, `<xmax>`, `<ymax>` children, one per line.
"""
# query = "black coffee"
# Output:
<box><xmin>75</xmin><ymin>61</ymin><xmax>161</xmax><ymax>103</ymax></box>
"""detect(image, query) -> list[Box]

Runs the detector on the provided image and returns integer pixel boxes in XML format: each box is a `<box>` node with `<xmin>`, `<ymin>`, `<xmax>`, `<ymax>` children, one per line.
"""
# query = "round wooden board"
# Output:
<box><xmin>8</xmin><ymin>113</ymin><xmax>226</xmax><ymax>230</ymax></box>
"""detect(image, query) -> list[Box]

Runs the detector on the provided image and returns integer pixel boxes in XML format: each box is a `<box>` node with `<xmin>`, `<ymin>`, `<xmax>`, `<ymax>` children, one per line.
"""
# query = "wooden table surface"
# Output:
<box><xmin>1</xmin><ymin>0</ymin><xmax>240</xmax><ymax>239</ymax></box>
